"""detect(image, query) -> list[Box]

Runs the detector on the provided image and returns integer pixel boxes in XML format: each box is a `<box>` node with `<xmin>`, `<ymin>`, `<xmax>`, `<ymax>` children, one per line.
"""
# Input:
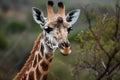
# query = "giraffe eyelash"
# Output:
<box><xmin>44</xmin><ymin>26</ymin><xmax>53</xmax><ymax>33</ymax></box>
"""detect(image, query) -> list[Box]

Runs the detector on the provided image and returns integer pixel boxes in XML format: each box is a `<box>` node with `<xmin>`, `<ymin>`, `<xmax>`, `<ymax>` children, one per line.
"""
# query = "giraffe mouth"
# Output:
<box><xmin>59</xmin><ymin>48</ymin><xmax>71</xmax><ymax>56</ymax></box>
<box><xmin>58</xmin><ymin>43</ymin><xmax>71</xmax><ymax>56</ymax></box>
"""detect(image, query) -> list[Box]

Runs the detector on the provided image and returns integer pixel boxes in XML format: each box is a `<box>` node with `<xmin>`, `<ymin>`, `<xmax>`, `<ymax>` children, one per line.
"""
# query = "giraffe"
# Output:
<box><xmin>14</xmin><ymin>1</ymin><xmax>80</xmax><ymax>80</ymax></box>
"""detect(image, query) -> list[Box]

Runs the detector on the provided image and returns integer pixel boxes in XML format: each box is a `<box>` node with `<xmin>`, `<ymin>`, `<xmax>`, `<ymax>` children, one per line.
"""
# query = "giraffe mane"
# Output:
<box><xmin>14</xmin><ymin>32</ymin><xmax>43</xmax><ymax>80</ymax></box>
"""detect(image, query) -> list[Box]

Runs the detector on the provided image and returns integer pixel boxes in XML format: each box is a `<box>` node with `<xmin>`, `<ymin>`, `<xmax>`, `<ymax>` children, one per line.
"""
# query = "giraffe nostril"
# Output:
<box><xmin>61</xmin><ymin>43</ymin><xmax>65</xmax><ymax>46</ymax></box>
<box><xmin>64</xmin><ymin>42</ymin><xmax>70</xmax><ymax>47</ymax></box>
<box><xmin>60</xmin><ymin>42</ymin><xmax>70</xmax><ymax>48</ymax></box>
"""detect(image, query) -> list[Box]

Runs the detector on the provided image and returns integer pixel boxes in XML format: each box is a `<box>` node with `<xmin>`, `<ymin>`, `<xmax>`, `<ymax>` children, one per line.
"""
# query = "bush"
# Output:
<box><xmin>0</xmin><ymin>33</ymin><xmax>8</xmax><ymax>50</ymax></box>
<box><xmin>72</xmin><ymin>12</ymin><xmax>120</xmax><ymax>80</ymax></box>
<box><xmin>6</xmin><ymin>21</ymin><xmax>26</xmax><ymax>33</ymax></box>
<box><xmin>0</xmin><ymin>15</ymin><xmax>6</xmax><ymax>31</ymax></box>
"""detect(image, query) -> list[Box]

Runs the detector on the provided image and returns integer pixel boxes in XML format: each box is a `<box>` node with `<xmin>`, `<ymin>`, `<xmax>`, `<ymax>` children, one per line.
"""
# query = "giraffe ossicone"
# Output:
<box><xmin>14</xmin><ymin>1</ymin><xmax>80</xmax><ymax>80</ymax></box>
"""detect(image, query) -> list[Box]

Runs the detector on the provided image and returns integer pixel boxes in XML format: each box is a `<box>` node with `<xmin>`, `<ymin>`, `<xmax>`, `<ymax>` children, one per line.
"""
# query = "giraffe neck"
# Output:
<box><xmin>14</xmin><ymin>32</ymin><xmax>54</xmax><ymax>80</ymax></box>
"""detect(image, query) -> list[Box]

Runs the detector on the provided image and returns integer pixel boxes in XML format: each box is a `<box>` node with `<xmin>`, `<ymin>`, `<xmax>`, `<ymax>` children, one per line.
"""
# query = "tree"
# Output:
<box><xmin>72</xmin><ymin>2</ymin><xmax>120</xmax><ymax>80</ymax></box>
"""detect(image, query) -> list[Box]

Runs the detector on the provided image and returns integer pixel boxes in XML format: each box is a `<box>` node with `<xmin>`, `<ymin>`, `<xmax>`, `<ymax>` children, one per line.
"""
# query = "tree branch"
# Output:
<box><xmin>114</xmin><ymin>2</ymin><xmax>120</xmax><ymax>42</ymax></box>
<box><xmin>96</xmin><ymin>46</ymin><xmax>119</xmax><ymax>80</ymax></box>
<box><xmin>84</xmin><ymin>9</ymin><xmax>110</xmax><ymax>58</ymax></box>
<box><xmin>108</xmin><ymin>62</ymin><xmax>120</xmax><ymax>75</ymax></box>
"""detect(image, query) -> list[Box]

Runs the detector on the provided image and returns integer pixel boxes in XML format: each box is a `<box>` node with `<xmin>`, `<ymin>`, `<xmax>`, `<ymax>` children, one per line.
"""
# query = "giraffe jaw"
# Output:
<box><xmin>41</xmin><ymin>38</ymin><xmax>58</xmax><ymax>54</ymax></box>
<box><xmin>43</xmin><ymin>43</ymin><xmax>57</xmax><ymax>54</ymax></box>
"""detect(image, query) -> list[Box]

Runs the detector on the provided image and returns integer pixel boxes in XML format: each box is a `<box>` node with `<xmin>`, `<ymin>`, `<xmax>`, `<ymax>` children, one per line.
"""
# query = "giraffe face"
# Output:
<box><xmin>44</xmin><ymin>16</ymin><xmax>72</xmax><ymax>55</ymax></box>
<box><xmin>32</xmin><ymin>1</ymin><xmax>80</xmax><ymax>55</ymax></box>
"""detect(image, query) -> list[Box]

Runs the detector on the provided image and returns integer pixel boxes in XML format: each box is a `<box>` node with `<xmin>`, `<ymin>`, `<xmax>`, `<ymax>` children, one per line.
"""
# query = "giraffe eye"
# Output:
<box><xmin>67</xmin><ymin>27</ymin><xmax>72</xmax><ymax>33</ymax></box>
<box><xmin>44</xmin><ymin>26</ymin><xmax>53</xmax><ymax>33</ymax></box>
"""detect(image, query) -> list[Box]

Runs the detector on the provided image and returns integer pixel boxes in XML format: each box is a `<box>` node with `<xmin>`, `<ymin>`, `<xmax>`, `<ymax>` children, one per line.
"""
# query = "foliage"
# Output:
<box><xmin>71</xmin><ymin>5</ymin><xmax>120</xmax><ymax>80</ymax></box>
<box><xmin>48</xmin><ymin>58</ymin><xmax>73</xmax><ymax>80</ymax></box>
<box><xmin>0</xmin><ymin>32</ymin><xmax>8</xmax><ymax>50</ymax></box>
<box><xmin>0</xmin><ymin>15</ymin><xmax>6</xmax><ymax>28</ymax></box>
<box><xmin>6</xmin><ymin>21</ymin><xmax>26</xmax><ymax>33</ymax></box>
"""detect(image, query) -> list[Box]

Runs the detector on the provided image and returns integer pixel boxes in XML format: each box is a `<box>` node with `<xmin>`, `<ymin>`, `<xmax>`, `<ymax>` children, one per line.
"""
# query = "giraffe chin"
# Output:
<box><xmin>59</xmin><ymin>48</ymin><xmax>71</xmax><ymax>56</ymax></box>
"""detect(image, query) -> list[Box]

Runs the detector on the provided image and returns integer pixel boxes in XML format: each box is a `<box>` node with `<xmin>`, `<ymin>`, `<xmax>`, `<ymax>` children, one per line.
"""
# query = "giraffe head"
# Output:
<box><xmin>32</xmin><ymin>1</ymin><xmax>80</xmax><ymax>56</ymax></box>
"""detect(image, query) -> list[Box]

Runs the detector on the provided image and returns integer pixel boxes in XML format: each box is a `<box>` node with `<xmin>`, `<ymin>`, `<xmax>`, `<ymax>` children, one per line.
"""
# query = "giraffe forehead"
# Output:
<box><xmin>46</xmin><ymin>15</ymin><xmax>70</xmax><ymax>28</ymax></box>
<box><xmin>47</xmin><ymin>14</ymin><xmax>65</xmax><ymax>23</ymax></box>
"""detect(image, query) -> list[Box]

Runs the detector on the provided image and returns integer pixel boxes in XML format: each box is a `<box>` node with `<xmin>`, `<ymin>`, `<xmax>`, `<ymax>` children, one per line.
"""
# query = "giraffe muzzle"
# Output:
<box><xmin>59</xmin><ymin>42</ymin><xmax>71</xmax><ymax>56</ymax></box>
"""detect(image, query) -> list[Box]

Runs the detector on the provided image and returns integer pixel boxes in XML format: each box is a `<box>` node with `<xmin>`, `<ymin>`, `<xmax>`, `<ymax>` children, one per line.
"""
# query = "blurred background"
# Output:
<box><xmin>0</xmin><ymin>0</ymin><xmax>120</xmax><ymax>80</ymax></box>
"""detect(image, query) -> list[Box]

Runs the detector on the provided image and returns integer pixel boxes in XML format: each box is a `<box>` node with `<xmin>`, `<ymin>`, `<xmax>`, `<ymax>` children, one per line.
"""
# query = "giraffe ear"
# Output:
<box><xmin>66</xmin><ymin>9</ymin><xmax>80</xmax><ymax>25</ymax></box>
<box><xmin>32</xmin><ymin>7</ymin><xmax>46</xmax><ymax>26</ymax></box>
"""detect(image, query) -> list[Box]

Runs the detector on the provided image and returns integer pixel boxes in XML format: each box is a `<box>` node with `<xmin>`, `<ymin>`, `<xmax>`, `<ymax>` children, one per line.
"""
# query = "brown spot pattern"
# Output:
<box><xmin>41</xmin><ymin>44</ymin><xmax>44</xmax><ymax>56</ymax></box>
<box><xmin>22</xmin><ymin>74</ymin><xmax>27</xmax><ymax>80</ymax></box>
<box><xmin>42</xmin><ymin>74</ymin><xmax>48</xmax><ymax>80</ymax></box>
<box><xmin>46</xmin><ymin>54</ymin><xmax>53</xmax><ymax>62</ymax></box>
<box><xmin>46</xmin><ymin>54</ymin><xmax>53</xmax><ymax>59</ymax></box>
<box><xmin>36</xmin><ymin>66</ymin><xmax>41</xmax><ymax>80</ymax></box>
<box><xmin>40</xmin><ymin>61</ymin><xmax>48</xmax><ymax>71</ymax></box>
<box><xmin>48</xmin><ymin>58</ymin><xmax>53</xmax><ymax>62</ymax></box>
<box><xmin>28</xmin><ymin>71</ymin><xmax>34</xmax><ymax>80</ymax></box>
<box><xmin>38</xmin><ymin>54</ymin><xmax>42</xmax><ymax>62</ymax></box>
